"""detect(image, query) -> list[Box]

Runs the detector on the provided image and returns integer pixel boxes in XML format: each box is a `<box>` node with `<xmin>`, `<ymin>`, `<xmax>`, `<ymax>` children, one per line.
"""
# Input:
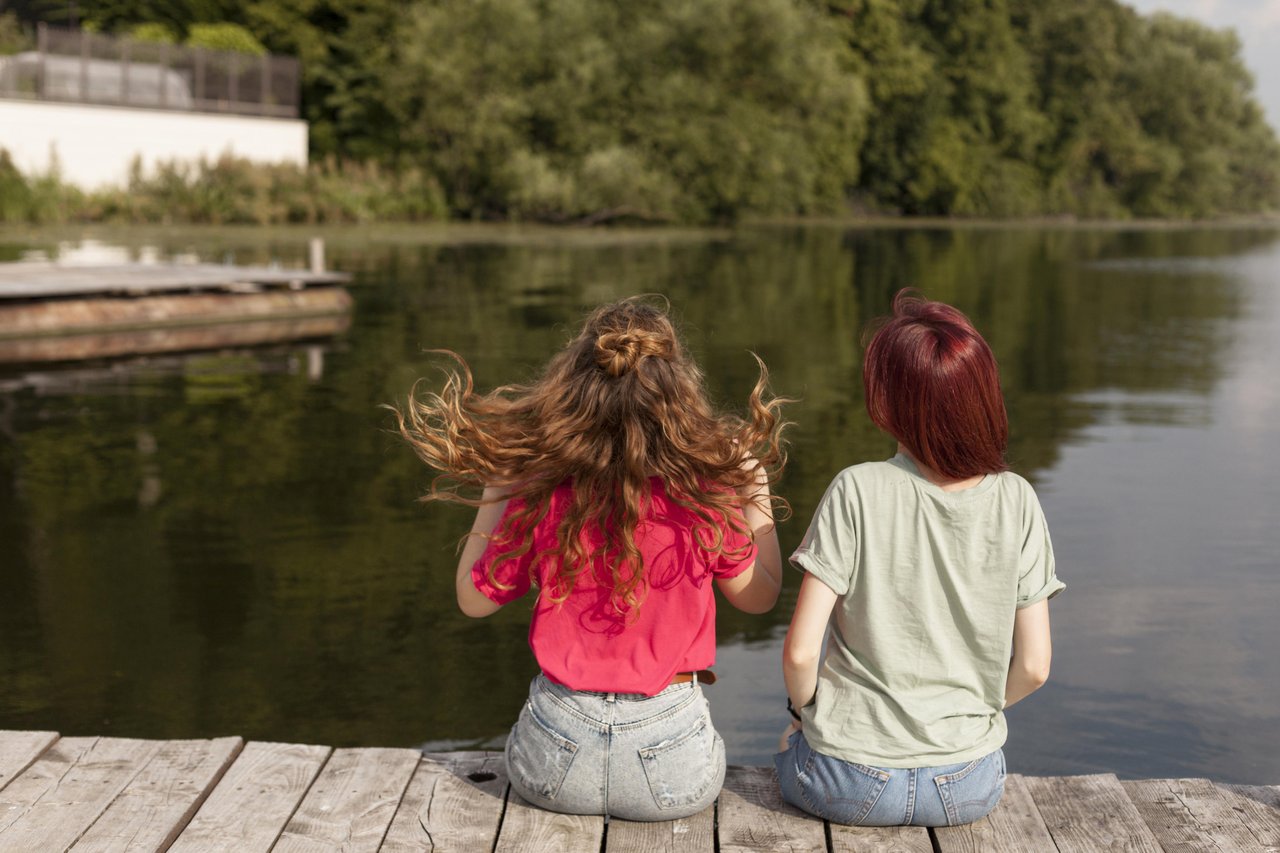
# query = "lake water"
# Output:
<box><xmin>2</xmin><ymin>223</ymin><xmax>1278</xmax><ymax>784</ymax></box>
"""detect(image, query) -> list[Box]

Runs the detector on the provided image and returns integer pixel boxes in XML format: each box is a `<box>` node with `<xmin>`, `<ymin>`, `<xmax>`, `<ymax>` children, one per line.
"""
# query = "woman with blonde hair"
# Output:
<box><xmin>778</xmin><ymin>290</ymin><xmax>1063</xmax><ymax>827</ymax></box>
<box><xmin>397</xmin><ymin>298</ymin><xmax>789</xmax><ymax>820</ymax></box>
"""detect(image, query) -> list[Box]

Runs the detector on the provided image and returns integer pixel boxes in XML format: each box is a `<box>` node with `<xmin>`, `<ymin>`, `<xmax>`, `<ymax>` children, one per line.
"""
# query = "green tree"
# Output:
<box><xmin>393</xmin><ymin>0</ymin><xmax>868</xmax><ymax>222</ymax></box>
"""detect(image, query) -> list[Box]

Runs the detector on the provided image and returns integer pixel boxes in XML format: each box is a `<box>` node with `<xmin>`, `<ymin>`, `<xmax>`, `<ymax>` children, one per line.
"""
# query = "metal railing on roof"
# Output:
<box><xmin>0</xmin><ymin>23</ymin><xmax>300</xmax><ymax>119</ymax></box>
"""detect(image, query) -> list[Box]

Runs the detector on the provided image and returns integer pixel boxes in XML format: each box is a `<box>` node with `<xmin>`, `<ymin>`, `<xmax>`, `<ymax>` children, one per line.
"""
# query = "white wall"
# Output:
<box><xmin>0</xmin><ymin>99</ymin><xmax>307</xmax><ymax>188</ymax></box>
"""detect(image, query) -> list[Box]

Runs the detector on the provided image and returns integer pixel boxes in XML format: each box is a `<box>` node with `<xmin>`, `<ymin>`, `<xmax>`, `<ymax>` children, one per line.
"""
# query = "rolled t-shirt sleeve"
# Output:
<box><xmin>789</xmin><ymin>472</ymin><xmax>857</xmax><ymax>596</ymax></box>
<box><xmin>470</xmin><ymin>499</ymin><xmax>535</xmax><ymax>605</ymax></box>
<box><xmin>1017</xmin><ymin>491</ymin><xmax>1064</xmax><ymax>608</ymax></box>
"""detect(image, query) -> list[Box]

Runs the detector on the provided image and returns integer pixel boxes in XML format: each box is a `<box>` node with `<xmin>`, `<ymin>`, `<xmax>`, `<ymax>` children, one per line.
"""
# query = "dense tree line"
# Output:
<box><xmin>3</xmin><ymin>0</ymin><xmax>1278</xmax><ymax>221</ymax></box>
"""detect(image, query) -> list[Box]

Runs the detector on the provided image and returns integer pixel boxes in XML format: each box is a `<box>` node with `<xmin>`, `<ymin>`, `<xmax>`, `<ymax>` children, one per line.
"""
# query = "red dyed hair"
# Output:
<box><xmin>863</xmin><ymin>290</ymin><xmax>1008</xmax><ymax>479</ymax></box>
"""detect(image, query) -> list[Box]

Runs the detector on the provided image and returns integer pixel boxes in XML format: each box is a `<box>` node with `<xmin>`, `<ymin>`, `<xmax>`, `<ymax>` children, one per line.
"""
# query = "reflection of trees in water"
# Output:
<box><xmin>0</xmin><ymin>226</ymin><xmax>1274</xmax><ymax>749</ymax></box>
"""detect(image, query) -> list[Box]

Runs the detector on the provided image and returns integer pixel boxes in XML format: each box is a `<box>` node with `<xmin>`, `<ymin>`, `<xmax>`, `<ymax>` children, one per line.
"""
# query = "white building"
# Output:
<box><xmin>0</xmin><ymin>28</ymin><xmax>307</xmax><ymax>189</ymax></box>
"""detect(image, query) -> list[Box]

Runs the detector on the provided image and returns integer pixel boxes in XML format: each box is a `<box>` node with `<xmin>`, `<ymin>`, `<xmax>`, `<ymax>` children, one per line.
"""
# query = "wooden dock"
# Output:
<box><xmin>0</xmin><ymin>259</ymin><xmax>354</xmax><ymax>363</ymax></box>
<box><xmin>0</xmin><ymin>262</ymin><xmax>351</xmax><ymax>302</ymax></box>
<box><xmin>1</xmin><ymin>731</ymin><xmax>1278</xmax><ymax>851</ymax></box>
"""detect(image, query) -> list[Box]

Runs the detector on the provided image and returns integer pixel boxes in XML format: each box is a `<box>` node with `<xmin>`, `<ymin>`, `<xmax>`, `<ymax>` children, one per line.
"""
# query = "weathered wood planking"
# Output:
<box><xmin>1217</xmin><ymin>784</ymin><xmax>1280</xmax><ymax>851</ymax></box>
<box><xmin>828</xmin><ymin>823</ymin><xmax>933</xmax><ymax>852</ymax></box>
<box><xmin>717</xmin><ymin>765</ymin><xmax>826</xmax><ymax>853</ymax></box>
<box><xmin>273</xmin><ymin>746</ymin><xmax>421</xmax><ymax>853</ymax></box>
<box><xmin>0</xmin><ymin>263</ymin><xmax>351</xmax><ymax>300</ymax></box>
<box><xmin>69</xmin><ymin>737</ymin><xmax>243</xmax><ymax>853</ymax></box>
<box><xmin>1122</xmin><ymin>777</ymin><xmax>1262</xmax><ymax>852</ymax></box>
<box><xmin>1025</xmin><ymin>773</ymin><xmax>1163</xmax><ymax>852</ymax></box>
<box><xmin>0</xmin><ymin>736</ymin><xmax>161</xmax><ymax>851</ymax></box>
<box><xmin>494</xmin><ymin>790</ymin><xmax>605</xmax><ymax>853</ymax></box>
<box><xmin>381</xmin><ymin>751</ymin><xmax>507</xmax><ymax>853</ymax></box>
<box><xmin>933</xmin><ymin>774</ymin><xmax>1057</xmax><ymax>853</ymax></box>
<box><xmin>607</xmin><ymin>806</ymin><xmax>715</xmax><ymax>852</ymax></box>
<box><xmin>0</xmin><ymin>730</ymin><xmax>58</xmax><ymax>793</ymax></box>
<box><xmin>166</xmin><ymin>740</ymin><xmax>331</xmax><ymax>853</ymax></box>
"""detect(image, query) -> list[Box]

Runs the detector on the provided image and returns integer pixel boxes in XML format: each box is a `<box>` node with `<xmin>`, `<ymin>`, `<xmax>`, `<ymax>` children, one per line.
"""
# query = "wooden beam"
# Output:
<box><xmin>273</xmin><ymin>747</ymin><xmax>421</xmax><ymax>853</ymax></box>
<box><xmin>717</xmin><ymin>766</ymin><xmax>826</xmax><ymax>853</ymax></box>
<box><xmin>383</xmin><ymin>752</ymin><xmax>508</xmax><ymax>853</ymax></box>
<box><xmin>494</xmin><ymin>790</ymin><xmax>605</xmax><ymax>853</ymax></box>
<box><xmin>1024</xmin><ymin>773</ymin><xmax>1162</xmax><ymax>852</ymax></box>
<box><xmin>608</xmin><ymin>805</ymin><xmax>714</xmax><ymax>852</ymax></box>
<box><xmin>933</xmin><ymin>774</ymin><xmax>1057</xmax><ymax>852</ymax></box>
<box><xmin>0</xmin><ymin>731</ymin><xmax>58</xmax><ymax>794</ymax></box>
<box><xmin>1216</xmin><ymin>784</ymin><xmax>1280</xmax><ymax>851</ymax></box>
<box><xmin>1122</xmin><ymin>778</ymin><xmax>1261</xmax><ymax>851</ymax></box>
<box><xmin>829</xmin><ymin>823</ymin><xmax>933</xmax><ymax>852</ymax></box>
<box><xmin>167</xmin><ymin>741</ymin><xmax>331</xmax><ymax>853</ymax></box>
<box><xmin>70</xmin><ymin>737</ymin><xmax>243</xmax><ymax>853</ymax></box>
<box><xmin>0</xmin><ymin>737</ymin><xmax>161</xmax><ymax>850</ymax></box>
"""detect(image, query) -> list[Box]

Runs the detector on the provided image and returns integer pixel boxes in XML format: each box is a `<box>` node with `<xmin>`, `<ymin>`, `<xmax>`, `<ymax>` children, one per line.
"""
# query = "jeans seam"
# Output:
<box><xmin>905</xmin><ymin>767</ymin><xmax>917</xmax><ymax>824</ymax></box>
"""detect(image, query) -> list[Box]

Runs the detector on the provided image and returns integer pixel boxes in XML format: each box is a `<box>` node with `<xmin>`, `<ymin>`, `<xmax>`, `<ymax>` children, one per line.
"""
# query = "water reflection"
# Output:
<box><xmin>0</xmin><ymin>225</ymin><xmax>1277</xmax><ymax>783</ymax></box>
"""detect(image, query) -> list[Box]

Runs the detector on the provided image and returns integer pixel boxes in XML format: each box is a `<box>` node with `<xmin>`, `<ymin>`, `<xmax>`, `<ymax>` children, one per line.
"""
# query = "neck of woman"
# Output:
<box><xmin>897</xmin><ymin>444</ymin><xmax>986</xmax><ymax>493</ymax></box>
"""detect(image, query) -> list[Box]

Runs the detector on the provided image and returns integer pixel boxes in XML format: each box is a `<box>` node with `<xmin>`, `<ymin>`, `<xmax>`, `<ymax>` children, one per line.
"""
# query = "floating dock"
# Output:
<box><xmin>0</xmin><ymin>730</ymin><xmax>1277</xmax><ymax>851</ymax></box>
<box><xmin>0</xmin><ymin>257</ymin><xmax>353</xmax><ymax>364</ymax></box>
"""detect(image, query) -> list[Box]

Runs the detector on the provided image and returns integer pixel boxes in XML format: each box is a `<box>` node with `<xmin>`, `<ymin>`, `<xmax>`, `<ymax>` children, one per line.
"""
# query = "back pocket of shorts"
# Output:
<box><xmin>935</xmin><ymin>750</ymin><xmax>1006</xmax><ymax>826</ymax></box>
<box><xmin>638</xmin><ymin>715</ymin><xmax>722</xmax><ymax>811</ymax></box>
<box><xmin>507</xmin><ymin>702</ymin><xmax>579</xmax><ymax>802</ymax></box>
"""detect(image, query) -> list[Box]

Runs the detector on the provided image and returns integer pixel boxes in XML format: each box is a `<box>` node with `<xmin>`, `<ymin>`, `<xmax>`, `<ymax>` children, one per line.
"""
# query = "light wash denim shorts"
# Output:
<box><xmin>504</xmin><ymin>673</ymin><xmax>725</xmax><ymax>821</ymax></box>
<box><xmin>774</xmin><ymin>730</ymin><xmax>1006</xmax><ymax>827</ymax></box>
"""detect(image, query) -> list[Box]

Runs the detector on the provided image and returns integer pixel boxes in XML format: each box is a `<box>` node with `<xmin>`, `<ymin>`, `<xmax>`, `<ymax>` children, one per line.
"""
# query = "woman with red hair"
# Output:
<box><xmin>776</xmin><ymin>290</ymin><xmax>1063</xmax><ymax>827</ymax></box>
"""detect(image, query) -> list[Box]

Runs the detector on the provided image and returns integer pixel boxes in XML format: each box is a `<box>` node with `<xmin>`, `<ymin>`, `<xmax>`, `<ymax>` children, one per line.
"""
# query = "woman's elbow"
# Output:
<box><xmin>1016</xmin><ymin>656</ymin><xmax>1051</xmax><ymax>688</ymax></box>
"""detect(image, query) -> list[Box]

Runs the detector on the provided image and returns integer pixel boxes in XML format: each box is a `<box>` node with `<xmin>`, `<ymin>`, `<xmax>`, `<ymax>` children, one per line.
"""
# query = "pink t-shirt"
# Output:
<box><xmin>472</xmin><ymin>480</ymin><xmax>756</xmax><ymax>696</ymax></box>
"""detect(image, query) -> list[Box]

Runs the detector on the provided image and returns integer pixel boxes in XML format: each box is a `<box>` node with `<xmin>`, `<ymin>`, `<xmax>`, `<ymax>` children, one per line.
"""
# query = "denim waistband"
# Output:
<box><xmin>536</xmin><ymin>672</ymin><xmax>697</xmax><ymax>702</ymax></box>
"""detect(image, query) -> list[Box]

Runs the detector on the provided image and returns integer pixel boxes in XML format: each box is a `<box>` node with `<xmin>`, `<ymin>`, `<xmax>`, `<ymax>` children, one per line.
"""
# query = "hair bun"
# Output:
<box><xmin>594</xmin><ymin>330</ymin><xmax>671</xmax><ymax>376</ymax></box>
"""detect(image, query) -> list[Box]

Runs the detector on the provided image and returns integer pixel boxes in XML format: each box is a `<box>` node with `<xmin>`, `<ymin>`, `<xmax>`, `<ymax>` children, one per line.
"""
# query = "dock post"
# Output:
<box><xmin>309</xmin><ymin>238</ymin><xmax>325</xmax><ymax>274</ymax></box>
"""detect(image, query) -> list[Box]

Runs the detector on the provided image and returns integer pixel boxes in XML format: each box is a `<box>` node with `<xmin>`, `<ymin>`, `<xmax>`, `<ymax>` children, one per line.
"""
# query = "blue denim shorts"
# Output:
<box><xmin>504</xmin><ymin>673</ymin><xmax>726</xmax><ymax>821</ymax></box>
<box><xmin>774</xmin><ymin>730</ymin><xmax>1006</xmax><ymax>827</ymax></box>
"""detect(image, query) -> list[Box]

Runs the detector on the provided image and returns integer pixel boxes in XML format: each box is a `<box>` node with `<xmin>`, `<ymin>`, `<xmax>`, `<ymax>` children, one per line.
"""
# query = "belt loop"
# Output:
<box><xmin>606</xmin><ymin>692</ymin><xmax>616</xmax><ymax>703</ymax></box>
<box><xmin>692</xmin><ymin>671</ymin><xmax>698</xmax><ymax>687</ymax></box>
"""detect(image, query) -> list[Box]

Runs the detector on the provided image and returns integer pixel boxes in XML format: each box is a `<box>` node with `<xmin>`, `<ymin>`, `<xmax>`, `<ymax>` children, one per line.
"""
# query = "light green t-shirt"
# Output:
<box><xmin>790</xmin><ymin>453</ymin><xmax>1064</xmax><ymax>768</ymax></box>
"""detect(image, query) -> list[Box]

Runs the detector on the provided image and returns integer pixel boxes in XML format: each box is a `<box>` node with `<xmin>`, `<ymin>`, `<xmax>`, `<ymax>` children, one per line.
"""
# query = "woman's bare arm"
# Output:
<box><xmin>716</xmin><ymin>457</ymin><xmax>782</xmax><ymax>614</ymax></box>
<box><xmin>455</xmin><ymin>485</ymin><xmax>510</xmax><ymax>618</ymax></box>
<box><xmin>1005</xmin><ymin>599</ymin><xmax>1053</xmax><ymax>707</ymax></box>
<box><xmin>782</xmin><ymin>573</ymin><xmax>839</xmax><ymax>717</ymax></box>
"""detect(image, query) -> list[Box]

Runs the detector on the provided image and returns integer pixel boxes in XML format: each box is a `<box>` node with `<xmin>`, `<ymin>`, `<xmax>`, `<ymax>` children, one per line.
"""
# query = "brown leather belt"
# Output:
<box><xmin>671</xmin><ymin>669</ymin><xmax>717</xmax><ymax>685</ymax></box>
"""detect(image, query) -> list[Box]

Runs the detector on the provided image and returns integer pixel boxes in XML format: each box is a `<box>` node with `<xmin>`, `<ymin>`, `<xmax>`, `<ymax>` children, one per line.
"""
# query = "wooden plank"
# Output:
<box><xmin>272</xmin><ymin>746</ymin><xmax>421</xmax><ymax>853</ymax></box>
<box><xmin>933</xmin><ymin>774</ymin><xmax>1057</xmax><ymax>852</ymax></box>
<box><xmin>69</xmin><ymin>737</ymin><xmax>243</xmax><ymax>853</ymax></box>
<box><xmin>0</xmin><ymin>736</ymin><xmax>161</xmax><ymax>851</ymax></box>
<box><xmin>717</xmin><ymin>765</ymin><xmax>826</xmax><ymax>853</ymax></box>
<box><xmin>607</xmin><ymin>805</ymin><xmax>715</xmax><ymax>852</ymax></box>
<box><xmin>493</xmin><ymin>789</ymin><xmax>604</xmax><ymax>853</ymax></box>
<box><xmin>0</xmin><ymin>263</ymin><xmax>350</xmax><ymax>300</ymax></box>
<box><xmin>382</xmin><ymin>752</ymin><xmax>507</xmax><ymax>853</ymax></box>
<box><xmin>1024</xmin><ymin>774</ymin><xmax>1163</xmax><ymax>853</ymax></box>
<box><xmin>1122</xmin><ymin>778</ymin><xmax>1261</xmax><ymax>852</ymax></box>
<box><xmin>829</xmin><ymin>823</ymin><xmax>933</xmax><ymax>852</ymax></box>
<box><xmin>166</xmin><ymin>740</ymin><xmax>331</xmax><ymax>853</ymax></box>
<box><xmin>0</xmin><ymin>731</ymin><xmax>58</xmax><ymax>793</ymax></box>
<box><xmin>1217</xmin><ymin>785</ymin><xmax>1280</xmax><ymax>851</ymax></box>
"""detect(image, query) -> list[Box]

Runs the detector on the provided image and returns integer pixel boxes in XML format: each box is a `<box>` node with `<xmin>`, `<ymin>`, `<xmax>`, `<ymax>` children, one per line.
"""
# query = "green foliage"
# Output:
<box><xmin>0</xmin><ymin>11</ymin><xmax>31</xmax><ymax>54</ymax></box>
<box><xmin>185</xmin><ymin>22</ymin><xmax>266</xmax><ymax>55</ymax></box>
<box><xmin>9</xmin><ymin>0</ymin><xmax>1280</xmax><ymax>219</ymax></box>
<box><xmin>0</xmin><ymin>153</ymin><xmax>447</xmax><ymax>225</ymax></box>
<box><xmin>127</xmin><ymin>21</ymin><xmax>177</xmax><ymax>43</ymax></box>
<box><xmin>392</xmin><ymin>0</ymin><xmax>867</xmax><ymax>223</ymax></box>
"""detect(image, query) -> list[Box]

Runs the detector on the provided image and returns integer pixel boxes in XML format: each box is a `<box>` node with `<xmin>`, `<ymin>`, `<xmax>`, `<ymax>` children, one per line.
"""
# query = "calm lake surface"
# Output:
<box><xmin>1</xmin><ymin>223</ymin><xmax>1278</xmax><ymax>783</ymax></box>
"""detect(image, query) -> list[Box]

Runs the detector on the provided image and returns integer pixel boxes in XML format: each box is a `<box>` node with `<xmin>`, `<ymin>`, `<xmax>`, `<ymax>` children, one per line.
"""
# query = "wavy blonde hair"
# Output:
<box><xmin>394</xmin><ymin>298</ymin><xmax>790</xmax><ymax>614</ymax></box>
